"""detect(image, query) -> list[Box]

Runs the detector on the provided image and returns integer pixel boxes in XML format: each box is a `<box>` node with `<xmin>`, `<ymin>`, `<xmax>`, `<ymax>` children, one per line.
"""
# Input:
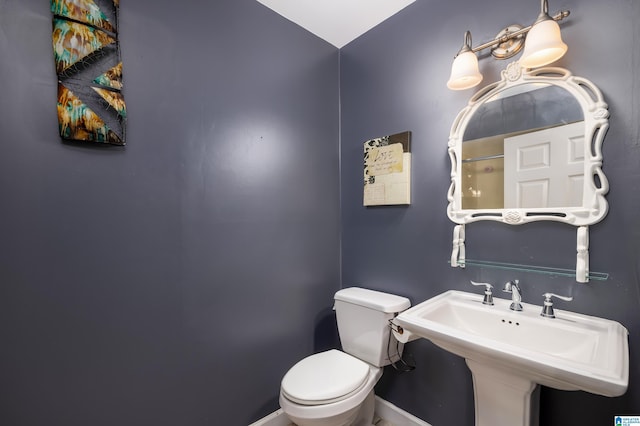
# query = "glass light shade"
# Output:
<box><xmin>447</xmin><ymin>51</ymin><xmax>483</xmax><ymax>90</ymax></box>
<box><xmin>520</xmin><ymin>19</ymin><xmax>567</xmax><ymax>68</ymax></box>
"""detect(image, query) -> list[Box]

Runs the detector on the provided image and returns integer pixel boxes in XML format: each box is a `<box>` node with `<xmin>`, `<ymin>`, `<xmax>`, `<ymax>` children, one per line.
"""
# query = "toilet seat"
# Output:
<box><xmin>281</xmin><ymin>350</ymin><xmax>370</xmax><ymax>405</ymax></box>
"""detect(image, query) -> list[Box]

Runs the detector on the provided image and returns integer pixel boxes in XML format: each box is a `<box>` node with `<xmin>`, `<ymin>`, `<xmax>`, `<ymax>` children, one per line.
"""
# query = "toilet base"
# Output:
<box><xmin>353</xmin><ymin>390</ymin><xmax>376</xmax><ymax>426</ymax></box>
<box><xmin>283</xmin><ymin>390</ymin><xmax>376</xmax><ymax>426</ymax></box>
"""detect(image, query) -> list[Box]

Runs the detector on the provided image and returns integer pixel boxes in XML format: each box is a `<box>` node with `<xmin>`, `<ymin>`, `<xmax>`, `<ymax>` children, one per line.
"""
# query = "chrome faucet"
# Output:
<box><xmin>540</xmin><ymin>292</ymin><xmax>573</xmax><ymax>318</ymax></box>
<box><xmin>470</xmin><ymin>281</ymin><xmax>494</xmax><ymax>305</ymax></box>
<box><xmin>502</xmin><ymin>280</ymin><xmax>523</xmax><ymax>311</ymax></box>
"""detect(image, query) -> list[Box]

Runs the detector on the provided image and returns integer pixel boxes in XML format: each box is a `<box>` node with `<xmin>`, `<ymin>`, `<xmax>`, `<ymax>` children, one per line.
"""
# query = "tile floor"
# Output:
<box><xmin>374</xmin><ymin>416</ymin><xmax>396</xmax><ymax>426</ymax></box>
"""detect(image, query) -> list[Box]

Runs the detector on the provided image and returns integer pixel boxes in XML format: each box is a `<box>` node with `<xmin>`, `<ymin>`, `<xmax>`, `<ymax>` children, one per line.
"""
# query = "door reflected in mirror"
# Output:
<box><xmin>461</xmin><ymin>84</ymin><xmax>584</xmax><ymax>210</ymax></box>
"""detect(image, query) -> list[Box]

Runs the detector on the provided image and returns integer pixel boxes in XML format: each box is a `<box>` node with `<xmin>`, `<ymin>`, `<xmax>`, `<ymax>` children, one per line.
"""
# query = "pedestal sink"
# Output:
<box><xmin>393</xmin><ymin>290</ymin><xmax>629</xmax><ymax>426</ymax></box>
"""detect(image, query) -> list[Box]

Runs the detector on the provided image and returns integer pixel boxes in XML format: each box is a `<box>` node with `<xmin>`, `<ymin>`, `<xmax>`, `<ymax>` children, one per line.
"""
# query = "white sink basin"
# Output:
<box><xmin>395</xmin><ymin>290</ymin><xmax>629</xmax><ymax>398</ymax></box>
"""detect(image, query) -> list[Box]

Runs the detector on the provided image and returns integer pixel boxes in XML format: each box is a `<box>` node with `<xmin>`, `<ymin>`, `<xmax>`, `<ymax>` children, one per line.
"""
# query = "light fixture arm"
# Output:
<box><xmin>462</xmin><ymin>31</ymin><xmax>473</xmax><ymax>53</ymax></box>
<box><xmin>534</xmin><ymin>0</ymin><xmax>552</xmax><ymax>25</ymax></box>
<box><xmin>467</xmin><ymin>9</ymin><xmax>569</xmax><ymax>55</ymax></box>
<box><xmin>454</xmin><ymin>30</ymin><xmax>474</xmax><ymax>56</ymax></box>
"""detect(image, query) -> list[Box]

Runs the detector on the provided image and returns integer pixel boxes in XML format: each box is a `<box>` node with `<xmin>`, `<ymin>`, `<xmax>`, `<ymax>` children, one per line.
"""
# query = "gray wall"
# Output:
<box><xmin>340</xmin><ymin>0</ymin><xmax>639</xmax><ymax>425</ymax></box>
<box><xmin>0</xmin><ymin>1</ymin><xmax>340</xmax><ymax>425</ymax></box>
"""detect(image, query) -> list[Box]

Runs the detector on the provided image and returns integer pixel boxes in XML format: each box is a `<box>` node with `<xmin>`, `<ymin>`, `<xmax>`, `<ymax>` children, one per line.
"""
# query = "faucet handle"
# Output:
<box><xmin>470</xmin><ymin>281</ymin><xmax>494</xmax><ymax>305</ymax></box>
<box><xmin>540</xmin><ymin>293</ymin><xmax>573</xmax><ymax>318</ymax></box>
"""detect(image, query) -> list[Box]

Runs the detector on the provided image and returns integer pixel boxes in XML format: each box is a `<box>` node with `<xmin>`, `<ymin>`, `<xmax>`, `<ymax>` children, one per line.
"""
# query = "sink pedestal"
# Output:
<box><xmin>466</xmin><ymin>359</ymin><xmax>540</xmax><ymax>426</ymax></box>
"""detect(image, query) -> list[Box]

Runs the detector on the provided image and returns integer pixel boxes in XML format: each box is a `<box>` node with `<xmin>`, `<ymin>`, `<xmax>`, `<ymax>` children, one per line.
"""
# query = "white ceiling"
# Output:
<box><xmin>256</xmin><ymin>0</ymin><xmax>417</xmax><ymax>48</ymax></box>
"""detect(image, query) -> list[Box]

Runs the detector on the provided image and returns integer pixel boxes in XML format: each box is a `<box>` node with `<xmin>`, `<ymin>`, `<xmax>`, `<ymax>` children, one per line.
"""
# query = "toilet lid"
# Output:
<box><xmin>281</xmin><ymin>349</ymin><xmax>370</xmax><ymax>405</ymax></box>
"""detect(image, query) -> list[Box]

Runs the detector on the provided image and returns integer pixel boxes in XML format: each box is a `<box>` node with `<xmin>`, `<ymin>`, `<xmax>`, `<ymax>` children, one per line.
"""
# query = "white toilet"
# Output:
<box><xmin>279</xmin><ymin>287</ymin><xmax>411</xmax><ymax>426</ymax></box>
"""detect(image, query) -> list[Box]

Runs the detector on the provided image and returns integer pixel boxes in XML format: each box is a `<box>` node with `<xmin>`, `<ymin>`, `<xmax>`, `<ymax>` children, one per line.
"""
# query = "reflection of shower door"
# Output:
<box><xmin>504</xmin><ymin>121</ymin><xmax>585</xmax><ymax>208</ymax></box>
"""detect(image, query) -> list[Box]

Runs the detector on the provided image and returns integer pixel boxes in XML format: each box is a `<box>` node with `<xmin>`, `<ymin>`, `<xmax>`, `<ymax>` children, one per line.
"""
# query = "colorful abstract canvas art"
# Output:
<box><xmin>51</xmin><ymin>0</ymin><xmax>125</xmax><ymax>145</ymax></box>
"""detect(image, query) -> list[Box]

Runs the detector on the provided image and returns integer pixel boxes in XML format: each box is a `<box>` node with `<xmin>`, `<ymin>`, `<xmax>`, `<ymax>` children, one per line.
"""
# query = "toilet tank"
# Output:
<box><xmin>334</xmin><ymin>287</ymin><xmax>411</xmax><ymax>367</ymax></box>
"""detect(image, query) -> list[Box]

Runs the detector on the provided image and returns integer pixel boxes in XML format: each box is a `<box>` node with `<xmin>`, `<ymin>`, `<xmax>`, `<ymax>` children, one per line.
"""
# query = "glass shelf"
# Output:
<box><xmin>450</xmin><ymin>259</ymin><xmax>609</xmax><ymax>281</ymax></box>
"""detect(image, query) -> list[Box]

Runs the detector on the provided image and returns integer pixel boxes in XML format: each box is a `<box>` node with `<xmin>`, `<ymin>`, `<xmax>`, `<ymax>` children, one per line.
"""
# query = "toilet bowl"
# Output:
<box><xmin>279</xmin><ymin>287</ymin><xmax>411</xmax><ymax>426</ymax></box>
<box><xmin>279</xmin><ymin>349</ymin><xmax>382</xmax><ymax>426</ymax></box>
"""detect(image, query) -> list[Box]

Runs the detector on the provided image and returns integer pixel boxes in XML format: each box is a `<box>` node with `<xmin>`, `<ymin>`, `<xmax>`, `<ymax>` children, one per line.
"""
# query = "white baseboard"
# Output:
<box><xmin>374</xmin><ymin>396</ymin><xmax>432</xmax><ymax>426</ymax></box>
<box><xmin>248</xmin><ymin>397</ymin><xmax>431</xmax><ymax>426</ymax></box>
<box><xmin>248</xmin><ymin>408</ymin><xmax>291</xmax><ymax>426</ymax></box>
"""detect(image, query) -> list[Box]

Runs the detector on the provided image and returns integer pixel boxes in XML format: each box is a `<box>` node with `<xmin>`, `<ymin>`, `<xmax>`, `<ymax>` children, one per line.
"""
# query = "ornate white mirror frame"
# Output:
<box><xmin>447</xmin><ymin>62</ymin><xmax>610</xmax><ymax>282</ymax></box>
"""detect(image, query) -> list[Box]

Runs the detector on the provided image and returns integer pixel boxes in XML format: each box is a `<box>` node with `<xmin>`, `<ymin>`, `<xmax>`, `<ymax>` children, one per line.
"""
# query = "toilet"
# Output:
<box><xmin>279</xmin><ymin>287</ymin><xmax>411</xmax><ymax>426</ymax></box>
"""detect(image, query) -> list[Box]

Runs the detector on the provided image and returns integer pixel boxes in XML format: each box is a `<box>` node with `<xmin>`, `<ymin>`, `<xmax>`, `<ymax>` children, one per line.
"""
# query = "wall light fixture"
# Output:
<box><xmin>447</xmin><ymin>0</ymin><xmax>570</xmax><ymax>90</ymax></box>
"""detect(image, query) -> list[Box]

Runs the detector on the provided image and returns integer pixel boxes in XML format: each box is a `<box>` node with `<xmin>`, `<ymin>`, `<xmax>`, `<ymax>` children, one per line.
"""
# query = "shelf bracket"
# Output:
<box><xmin>451</xmin><ymin>224</ymin><xmax>466</xmax><ymax>268</ymax></box>
<box><xmin>576</xmin><ymin>226</ymin><xmax>589</xmax><ymax>283</ymax></box>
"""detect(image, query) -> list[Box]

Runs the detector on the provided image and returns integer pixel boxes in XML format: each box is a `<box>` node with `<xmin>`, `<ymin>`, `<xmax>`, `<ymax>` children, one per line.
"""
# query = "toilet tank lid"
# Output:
<box><xmin>334</xmin><ymin>287</ymin><xmax>410</xmax><ymax>313</ymax></box>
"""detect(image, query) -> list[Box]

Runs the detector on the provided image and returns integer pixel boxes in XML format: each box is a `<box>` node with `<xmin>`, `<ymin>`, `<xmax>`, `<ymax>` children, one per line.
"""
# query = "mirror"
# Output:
<box><xmin>462</xmin><ymin>84</ymin><xmax>583</xmax><ymax>209</ymax></box>
<box><xmin>447</xmin><ymin>63</ymin><xmax>610</xmax><ymax>282</ymax></box>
